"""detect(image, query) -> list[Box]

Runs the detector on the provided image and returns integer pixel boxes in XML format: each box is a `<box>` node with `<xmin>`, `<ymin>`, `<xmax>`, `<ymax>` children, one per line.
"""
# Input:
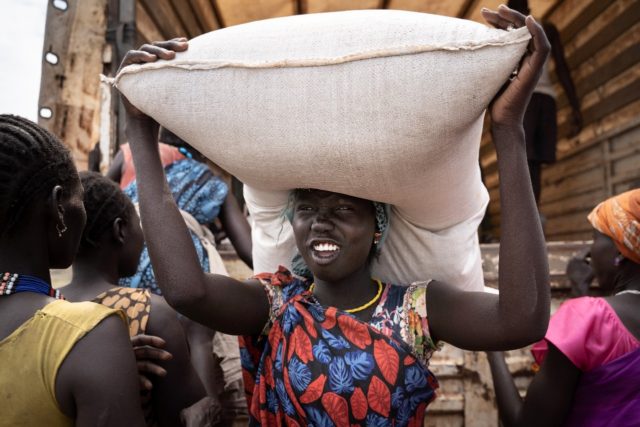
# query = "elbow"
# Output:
<box><xmin>529</xmin><ymin>309</ymin><xmax>550</xmax><ymax>343</ymax></box>
<box><xmin>508</xmin><ymin>310</ymin><xmax>550</xmax><ymax>349</ymax></box>
<box><xmin>498</xmin><ymin>304</ymin><xmax>550</xmax><ymax>350</ymax></box>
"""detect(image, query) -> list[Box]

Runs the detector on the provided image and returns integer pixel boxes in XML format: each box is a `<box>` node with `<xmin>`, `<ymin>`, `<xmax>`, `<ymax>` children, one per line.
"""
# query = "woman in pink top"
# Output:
<box><xmin>488</xmin><ymin>189</ymin><xmax>640</xmax><ymax>426</ymax></box>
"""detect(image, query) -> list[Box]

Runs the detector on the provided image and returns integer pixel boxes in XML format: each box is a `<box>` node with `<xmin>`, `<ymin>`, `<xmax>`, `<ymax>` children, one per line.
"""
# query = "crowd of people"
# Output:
<box><xmin>0</xmin><ymin>3</ymin><xmax>638</xmax><ymax>427</ymax></box>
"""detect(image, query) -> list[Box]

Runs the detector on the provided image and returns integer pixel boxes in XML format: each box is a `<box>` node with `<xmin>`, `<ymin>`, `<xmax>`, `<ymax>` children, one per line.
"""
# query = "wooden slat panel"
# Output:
<box><xmin>216</xmin><ymin>0</ymin><xmax>294</xmax><ymax>27</ymax></box>
<box><xmin>558</xmin><ymin>0</ymin><xmax>617</xmax><ymax>44</ymax></box>
<box><xmin>387</xmin><ymin>0</ymin><xmax>467</xmax><ymax>16</ymax></box>
<box><xmin>136</xmin><ymin>2</ymin><xmax>165</xmax><ymax>42</ymax></box>
<box><xmin>566</xmin><ymin>1</ymin><xmax>640</xmax><ymax>70</ymax></box>
<box><xmin>610</xmin><ymin>121</ymin><xmax>640</xmax><ymax>154</ymax></box>
<box><xmin>546</xmin><ymin>0</ymin><xmax>591</xmax><ymax>31</ymax></box>
<box><xmin>542</xmin><ymin>188</ymin><xmax>606</xmax><ymax>219</ymax></box>
<box><xmin>140</xmin><ymin>0</ymin><xmax>187</xmax><ymax>38</ymax></box>
<box><xmin>169</xmin><ymin>0</ymin><xmax>204</xmax><ymax>38</ymax></box>
<box><xmin>558</xmin><ymin>78</ymin><xmax>640</xmax><ymax>138</ymax></box>
<box><xmin>556</xmin><ymin>102</ymin><xmax>640</xmax><ymax>159</ymax></box>
<box><xmin>307</xmin><ymin>0</ymin><xmax>379</xmax><ymax>13</ymax></box>
<box><xmin>486</xmin><ymin>117</ymin><xmax>640</xmax><ymax>239</ymax></box>
<box><xmin>484</xmin><ymin>94</ymin><xmax>640</xmax><ymax>184</ymax></box>
<box><xmin>188</xmin><ymin>0</ymin><xmax>220</xmax><ymax>32</ymax></box>
<box><xmin>557</xmin><ymin>34</ymin><xmax>640</xmax><ymax>110</ymax></box>
<box><xmin>545</xmin><ymin>210</ymin><xmax>592</xmax><ymax>238</ymax></box>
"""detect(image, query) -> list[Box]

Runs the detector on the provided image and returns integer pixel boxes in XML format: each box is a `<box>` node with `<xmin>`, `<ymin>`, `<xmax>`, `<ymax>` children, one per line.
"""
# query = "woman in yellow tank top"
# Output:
<box><xmin>0</xmin><ymin>115</ymin><xmax>145</xmax><ymax>426</ymax></box>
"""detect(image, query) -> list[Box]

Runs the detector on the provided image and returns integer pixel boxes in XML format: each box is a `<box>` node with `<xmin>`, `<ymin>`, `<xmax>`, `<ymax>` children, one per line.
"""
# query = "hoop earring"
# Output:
<box><xmin>56</xmin><ymin>220</ymin><xmax>67</xmax><ymax>238</ymax></box>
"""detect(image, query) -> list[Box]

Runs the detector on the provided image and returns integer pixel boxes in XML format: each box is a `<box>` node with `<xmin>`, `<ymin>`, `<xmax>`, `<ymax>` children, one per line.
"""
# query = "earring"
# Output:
<box><xmin>56</xmin><ymin>218</ymin><xmax>67</xmax><ymax>238</ymax></box>
<box><xmin>614</xmin><ymin>254</ymin><xmax>625</xmax><ymax>267</ymax></box>
<box><xmin>373</xmin><ymin>232</ymin><xmax>382</xmax><ymax>245</ymax></box>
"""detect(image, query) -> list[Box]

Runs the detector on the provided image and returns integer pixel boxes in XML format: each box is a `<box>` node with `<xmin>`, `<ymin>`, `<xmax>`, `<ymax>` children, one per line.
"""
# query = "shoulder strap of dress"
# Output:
<box><xmin>41</xmin><ymin>299</ymin><xmax>126</xmax><ymax>332</ymax></box>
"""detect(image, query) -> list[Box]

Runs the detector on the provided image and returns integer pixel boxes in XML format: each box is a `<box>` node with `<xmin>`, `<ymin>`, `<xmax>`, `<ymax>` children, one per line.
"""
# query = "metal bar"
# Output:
<box><xmin>116</xmin><ymin>0</ymin><xmax>136</xmax><ymax>150</ymax></box>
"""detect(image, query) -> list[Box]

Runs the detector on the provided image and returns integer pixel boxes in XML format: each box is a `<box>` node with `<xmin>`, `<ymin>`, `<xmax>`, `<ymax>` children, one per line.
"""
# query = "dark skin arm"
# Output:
<box><xmin>56</xmin><ymin>314</ymin><xmax>146</xmax><ymax>426</ymax></box>
<box><xmin>146</xmin><ymin>294</ymin><xmax>207</xmax><ymax>427</ymax></box>
<box><xmin>544</xmin><ymin>22</ymin><xmax>582</xmax><ymax>137</ymax></box>
<box><xmin>219</xmin><ymin>191</ymin><xmax>253</xmax><ymax>268</ymax></box>
<box><xmin>179</xmin><ymin>316</ymin><xmax>223</xmax><ymax>397</ymax></box>
<box><xmin>566</xmin><ymin>250</ymin><xmax>594</xmax><ymax>297</ymax></box>
<box><xmin>427</xmin><ymin>7</ymin><xmax>551</xmax><ymax>351</ymax></box>
<box><xmin>120</xmin><ymin>44</ymin><xmax>269</xmax><ymax>335</ymax></box>
<box><xmin>106</xmin><ymin>149</ymin><xmax>125</xmax><ymax>183</ymax></box>
<box><xmin>487</xmin><ymin>346</ymin><xmax>581</xmax><ymax>427</ymax></box>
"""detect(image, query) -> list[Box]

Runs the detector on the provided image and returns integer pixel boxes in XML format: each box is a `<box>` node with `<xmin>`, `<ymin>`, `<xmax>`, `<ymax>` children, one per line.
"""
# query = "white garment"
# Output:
<box><xmin>534</xmin><ymin>58</ymin><xmax>557</xmax><ymax>98</ymax></box>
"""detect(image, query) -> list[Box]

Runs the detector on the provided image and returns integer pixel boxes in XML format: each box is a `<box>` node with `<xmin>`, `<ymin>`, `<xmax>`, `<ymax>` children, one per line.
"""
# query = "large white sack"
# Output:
<box><xmin>245</xmin><ymin>185</ymin><xmax>487</xmax><ymax>291</ymax></box>
<box><xmin>114</xmin><ymin>9</ymin><xmax>529</xmax><ymax>230</ymax></box>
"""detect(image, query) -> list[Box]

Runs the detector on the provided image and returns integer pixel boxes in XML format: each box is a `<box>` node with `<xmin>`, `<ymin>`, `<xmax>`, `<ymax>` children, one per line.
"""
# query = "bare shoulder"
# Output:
<box><xmin>56</xmin><ymin>313</ymin><xmax>145</xmax><ymax>425</ymax></box>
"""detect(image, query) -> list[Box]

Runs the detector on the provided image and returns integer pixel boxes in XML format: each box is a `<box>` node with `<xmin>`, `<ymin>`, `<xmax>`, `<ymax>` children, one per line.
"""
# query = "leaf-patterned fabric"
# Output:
<box><xmin>240</xmin><ymin>267</ymin><xmax>440</xmax><ymax>426</ymax></box>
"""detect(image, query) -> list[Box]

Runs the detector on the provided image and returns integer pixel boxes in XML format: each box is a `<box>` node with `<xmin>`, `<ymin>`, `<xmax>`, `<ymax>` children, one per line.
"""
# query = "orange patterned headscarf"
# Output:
<box><xmin>588</xmin><ymin>189</ymin><xmax>640</xmax><ymax>264</ymax></box>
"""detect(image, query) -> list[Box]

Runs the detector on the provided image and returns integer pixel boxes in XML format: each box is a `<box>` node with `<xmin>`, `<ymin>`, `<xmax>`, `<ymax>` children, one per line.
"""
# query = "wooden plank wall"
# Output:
<box><xmin>481</xmin><ymin>0</ymin><xmax>640</xmax><ymax>241</ymax></box>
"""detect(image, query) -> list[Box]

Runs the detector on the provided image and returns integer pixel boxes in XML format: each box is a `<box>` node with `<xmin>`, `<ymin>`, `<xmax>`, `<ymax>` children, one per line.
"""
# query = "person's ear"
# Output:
<box><xmin>48</xmin><ymin>185</ymin><xmax>67</xmax><ymax>237</ymax></box>
<box><xmin>112</xmin><ymin>217</ymin><xmax>126</xmax><ymax>245</ymax></box>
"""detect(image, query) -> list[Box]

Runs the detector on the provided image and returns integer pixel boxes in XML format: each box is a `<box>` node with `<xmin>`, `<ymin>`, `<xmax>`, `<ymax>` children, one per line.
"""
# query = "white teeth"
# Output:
<box><xmin>314</xmin><ymin>242</ymin><xmax>339</xmax><ymax>252</ymax></box>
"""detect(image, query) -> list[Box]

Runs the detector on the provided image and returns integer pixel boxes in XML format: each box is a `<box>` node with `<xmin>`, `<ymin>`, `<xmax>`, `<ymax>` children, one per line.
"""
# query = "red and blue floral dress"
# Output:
<box><xmin>240</xmin><ymin>267</ymin><xmax>440</xmax><ymax>426</ymax></box>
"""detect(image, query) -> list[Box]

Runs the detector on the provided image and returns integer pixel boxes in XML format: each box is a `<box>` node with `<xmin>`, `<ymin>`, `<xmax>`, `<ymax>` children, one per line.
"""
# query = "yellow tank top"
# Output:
<box><xmin>0</xmin><ymin>300</ymin><xmax>126</xmax><ymax>426</ymax></box>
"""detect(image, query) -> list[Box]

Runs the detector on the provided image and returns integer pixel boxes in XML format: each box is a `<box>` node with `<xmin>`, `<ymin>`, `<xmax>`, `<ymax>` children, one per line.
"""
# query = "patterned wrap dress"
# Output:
<box><xmin>240</xmin><ymin>267</ymin><xmax>440</xmax><ymax>426</ymax></box>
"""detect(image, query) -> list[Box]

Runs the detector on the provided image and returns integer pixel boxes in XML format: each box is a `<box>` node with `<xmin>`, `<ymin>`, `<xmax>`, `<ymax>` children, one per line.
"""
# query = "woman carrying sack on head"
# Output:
<box><xmin>118</xmin><ymin>5</ymin><xmax>551</xmax><ymax>425</ymax></box>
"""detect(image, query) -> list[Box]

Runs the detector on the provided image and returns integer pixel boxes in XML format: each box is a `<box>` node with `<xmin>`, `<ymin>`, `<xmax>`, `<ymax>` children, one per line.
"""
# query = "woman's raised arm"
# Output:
<box><xmin>427</xmin><ymin>7</ymin><xmax>551</xmax><ymax>350</ymax></box>
<box><xmin>120</xmin><ymin>40</ymin><xmax>269</xmax><ymax>335</ymax></box>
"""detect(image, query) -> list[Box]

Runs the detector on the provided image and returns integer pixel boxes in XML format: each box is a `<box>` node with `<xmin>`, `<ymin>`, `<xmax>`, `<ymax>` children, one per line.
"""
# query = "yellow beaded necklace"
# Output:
<box><xmin>309</xmin><ymin>278</ymin><xmax>384</xmax><ymax>313</ymax></box>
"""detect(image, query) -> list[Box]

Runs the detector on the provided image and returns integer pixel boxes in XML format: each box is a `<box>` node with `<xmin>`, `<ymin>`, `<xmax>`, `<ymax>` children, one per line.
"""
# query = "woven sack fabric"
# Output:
<box><xmin>114</xmin><ymin>10</ymin><xmax>530</xmax><ymax>289</ymax></box>
<box><xmin>245</xmin><ymin>185</ymin><xmax>487</xmax><ymax>291</ymax></box>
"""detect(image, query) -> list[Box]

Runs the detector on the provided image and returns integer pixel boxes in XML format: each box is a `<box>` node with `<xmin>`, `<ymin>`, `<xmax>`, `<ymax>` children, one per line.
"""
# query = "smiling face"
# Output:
<box><xmin>291</xmin><ymin>190</ymin><xmax>376</xmax><ymax>282</ymax></box>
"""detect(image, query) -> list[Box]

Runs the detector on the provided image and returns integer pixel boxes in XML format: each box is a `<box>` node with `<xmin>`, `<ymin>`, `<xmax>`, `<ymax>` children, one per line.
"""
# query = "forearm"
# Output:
<box><xmin>183</xmin><ymin>319</ymin><xmax>222</xmax><ymax>397</ymax></box>
<box><xmin>493</xmin><ymin>125</ymin><xmax>550</xmax><ymax>344</ymax></box>
<box><xmin>126</xmin><ymin>117</ymin><xmax>207</xmax><ymax>306</ymax></box>
<box><xmin>126</xmin><ymin>117</ymin><xmax>269</xmax><ymax>334</ymax></box>
<box><xmin>487</xmin><ymin>352</ymin><xmax>523</xmax><ymax>427</ymax></box>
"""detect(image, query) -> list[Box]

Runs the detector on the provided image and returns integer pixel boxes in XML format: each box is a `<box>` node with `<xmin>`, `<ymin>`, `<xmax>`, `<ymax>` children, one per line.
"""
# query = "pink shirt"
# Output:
<box><xmin>532</xmin><ymin>297</ymin><xmax>640</xmax><ymax>371</ymax></box>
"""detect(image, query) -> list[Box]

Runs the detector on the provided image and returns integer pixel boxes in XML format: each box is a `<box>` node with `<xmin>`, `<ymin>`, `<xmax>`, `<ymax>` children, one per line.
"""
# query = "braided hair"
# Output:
<box><xmin>0</xmin><ymin>114</ymin><xmax>77</xmax><ymax>237</ymax></box>
<box><xmin>79</xmin><ymin>171</ymin><xmax>134</xmax><ymax>250</ymax></box>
